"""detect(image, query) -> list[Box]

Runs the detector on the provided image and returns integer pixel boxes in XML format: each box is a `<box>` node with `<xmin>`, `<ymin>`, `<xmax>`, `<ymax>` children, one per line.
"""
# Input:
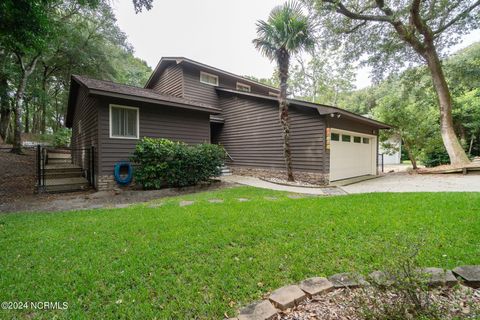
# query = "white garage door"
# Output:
<box><xmin>329</xmin><ymin>129</ymin><xmax>377</xmax><ymax>181</ymax></box>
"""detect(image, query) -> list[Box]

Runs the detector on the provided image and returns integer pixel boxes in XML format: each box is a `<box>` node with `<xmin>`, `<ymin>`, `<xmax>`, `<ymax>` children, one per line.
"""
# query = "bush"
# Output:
<box><xmin>131</xmin><ymin>138</ymin><xmax>226</xmax><ymax>189</ymax></box>
<box><xmin>420</xmin><ymin>138</ymin><xmax>451</xmax><ymax>167</ymax></box>
<box><xmin>53</xmin><ymin>128</ymin><xmax>71</xmax><ymax>147</ymax></box>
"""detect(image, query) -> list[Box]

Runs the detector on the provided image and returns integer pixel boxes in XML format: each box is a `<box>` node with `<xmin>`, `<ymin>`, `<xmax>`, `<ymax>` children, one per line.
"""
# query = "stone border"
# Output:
<box><xmin>228</xmin><ymin>265</ymin><xmax>480</xmax><ymax>320</ymax></box>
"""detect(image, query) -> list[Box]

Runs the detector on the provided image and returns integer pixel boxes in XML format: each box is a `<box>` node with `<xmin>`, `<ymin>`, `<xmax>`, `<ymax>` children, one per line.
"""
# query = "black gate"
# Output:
<box><xmin>36</xmin><ymin>145</ymin><xmax>95</xmax><ymax>192</ymax></box>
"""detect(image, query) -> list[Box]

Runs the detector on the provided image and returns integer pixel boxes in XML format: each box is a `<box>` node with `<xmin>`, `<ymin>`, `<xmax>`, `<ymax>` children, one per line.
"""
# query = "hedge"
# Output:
<box><xmin>131</xmin><ymin>138</ymin><xmax>226</xmax><ymax>189</ymax></box>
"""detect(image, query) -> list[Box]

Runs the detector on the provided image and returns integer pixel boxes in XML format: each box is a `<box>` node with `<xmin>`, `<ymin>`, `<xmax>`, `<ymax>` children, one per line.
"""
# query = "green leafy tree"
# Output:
<box><xmin>304</xmin><ymin>0</ymin><xmax>480</xmax><ymax>166</ymax></box>
<box><xmin>253</xmin><ymin>1</ymin><xmax>314</xmax><ymax>181</ymax></box>
<box><xmin>0</xmin><ymin>0</ymin><xmax>99</xmax><ymax>152</ymax></box>
<box><xmin>289</xmin><ymin>50</ymin><xmax>356</xmax><ymax>105</ymax></box>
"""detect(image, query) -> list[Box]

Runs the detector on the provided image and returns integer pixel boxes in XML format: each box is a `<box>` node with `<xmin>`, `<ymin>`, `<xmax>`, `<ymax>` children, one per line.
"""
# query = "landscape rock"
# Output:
<box><xmin>238</xmin><ymin>300</ymin><xmax>277</xmax><ymax>320</ymax></box>
<box><xmin>298</xmin><ymin>277</ymin><xmax>334</xmax><ymax>296</ymax></box>
<box><xmin>269</xmin><ymin>285</ymin><xmax>306</xmax><ymax>310</ymax></box>
<box><xmin>452</xmin><ymin>265</ymin><xmax>480</xmax><ymax>288</ymax></box>
<box><xmin>208</xmin><ymin>199</ymin><xmax>224</xmax><ymax>203</ymax></box>
<box><xmin>368</xmin><ymin>270</ymin><xmax>395</xmax><ymax>287</ymax></box>
<box><xmin>328</xmin><ymin>273</ymin><xmax>368</xmax><ymax>288</ymax></box>
<box><xmin>422</xmin><ymin>268</ymin><xmax>458</xmax><ymax>287</ymax></box>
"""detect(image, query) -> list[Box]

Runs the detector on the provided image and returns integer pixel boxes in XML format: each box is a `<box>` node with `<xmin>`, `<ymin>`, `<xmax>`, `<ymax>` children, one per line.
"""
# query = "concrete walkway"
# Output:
<box><xmin>343</xmin><ymin>172</ymin><xmax>480</xmax><ymax>193</ymax></box>
<box><xmin>220</xmin><ymin>175</ymin><xmax>345</xmax><ymax>195</ymax></box>
<box><xmin>222</xmin><ymin>173</ymin><xmax>480</xmax><ymax>195</ymax></box>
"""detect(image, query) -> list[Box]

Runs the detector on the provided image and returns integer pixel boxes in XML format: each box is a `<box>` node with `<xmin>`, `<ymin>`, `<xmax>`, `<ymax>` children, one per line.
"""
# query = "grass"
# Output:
<box><xmin>0</xmin><ymin>187</ymin><xmax>479</xmax><ymax>319</ymax></box>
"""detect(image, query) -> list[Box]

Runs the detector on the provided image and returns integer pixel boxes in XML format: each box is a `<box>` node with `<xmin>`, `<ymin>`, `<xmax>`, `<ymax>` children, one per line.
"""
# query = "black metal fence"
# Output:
<box><xmin>36</xmin><ymin>145</ymin><xmax>95</xmax><ymax>192</ymax></box>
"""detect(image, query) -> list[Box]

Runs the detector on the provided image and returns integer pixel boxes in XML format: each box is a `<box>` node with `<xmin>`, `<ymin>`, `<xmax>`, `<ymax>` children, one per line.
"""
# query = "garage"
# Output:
<box><xmin>329</xmin><ymin>129</ymin><xmax>377</xmax><ymax>181</ymax></box>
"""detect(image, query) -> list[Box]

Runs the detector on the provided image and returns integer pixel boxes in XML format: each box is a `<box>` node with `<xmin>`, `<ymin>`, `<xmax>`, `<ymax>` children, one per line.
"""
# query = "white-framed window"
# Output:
<box><xmin>109</xmin><ymin>104</ymin><xmax>139</xmax><ymax>139</ymax></box>
<box><xmin>200</xmin><ymin>71</ymin><xmax>219</xmax><ymax>86</ymax></box>
<box><xmin>236</xmin><ymin>82</ymin><xmax>251</xmax><ymax>92</ymax></box>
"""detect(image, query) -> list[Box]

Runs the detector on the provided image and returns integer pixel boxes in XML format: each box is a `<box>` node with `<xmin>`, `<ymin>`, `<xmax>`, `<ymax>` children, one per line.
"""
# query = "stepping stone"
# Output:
<box><xmin>269</xmin><ymin>285</ymin><xmax>306</xmax><ymax>310</ymax></box>
<box><xmin>452</xmin><ymin>265</ymin><xmax>480</xmax><ymax>288</ymax></box>
<box><xmin>148</xmin><ymin>203</ymin><xmax>163</xmax><ymax>208</ymax></box>
<box><xmin>237</xmin><ymin>198</ymin><xmax>250</xmax><ymax>202</ymax></box>
<box><xmin>208</xmin><ymin>199</ymin><xmax>224</xmax><ymax>203</ymax></box>
<box><xmin>179</xmin><ymin>200</ymin><xmax>194</xmax><ymax>207</ymax></box>
<box><xmin>368</xmin><ymin>270</ymin><xmax>395</xmax><ymax>286</ymax></box>
<box><xmin>238</xmin><ymin>300</ymin><xmax>277</xmax><ymax>320</ymax></box>
<box><xmin>421</xmin><ymin>268</ymin><xmax>457</xmax><ymax>287</ymax></box>
<box><xmin>264</xmin><ymin>196</ymin><xmax>278</xmax><ymax>201</ymax></box>
<box><xmin>298</xmin><ymin>277</ymin><xmax>334</xmax><ymax>296</ymax></box>
<box><xmin>328</xmin><ymin>273</ymin><xmax>368</xmax><ymax>288</ymax></box>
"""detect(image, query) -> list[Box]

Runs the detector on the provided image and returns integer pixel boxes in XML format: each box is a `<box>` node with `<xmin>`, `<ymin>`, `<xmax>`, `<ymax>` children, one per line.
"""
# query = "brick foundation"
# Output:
<box><xmin>231</xmin><ymin>166</ymin><xmax>329</xmax><ymax>185</ymax></box>
<box><xmin>96</xmin><ymin>175</ymin><xmax>138</xmax><ymax>191</ymax></box>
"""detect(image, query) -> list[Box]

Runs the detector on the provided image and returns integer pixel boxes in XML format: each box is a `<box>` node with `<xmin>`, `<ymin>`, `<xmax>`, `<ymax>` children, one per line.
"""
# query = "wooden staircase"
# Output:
<box><xmin>43</xmin><ymin>151</ymin><xmax>90</xmax><ymax>192</ymax></box>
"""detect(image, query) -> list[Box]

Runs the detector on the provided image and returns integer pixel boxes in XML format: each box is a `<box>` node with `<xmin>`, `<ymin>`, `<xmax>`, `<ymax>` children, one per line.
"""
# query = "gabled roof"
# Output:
<box><xmin>216</xmin><ymin>87</ymin><xmax>392</xmax><ymax>129</ymax></box>
<box><xmin>145</xmin><ymin>57</ymin><xmax>280</xmax><ymax>92</ymax></box>
<box><xmin>66</xmin><ymin>75</ymin><xmax>221</xmax><ymax>127</ymax></box>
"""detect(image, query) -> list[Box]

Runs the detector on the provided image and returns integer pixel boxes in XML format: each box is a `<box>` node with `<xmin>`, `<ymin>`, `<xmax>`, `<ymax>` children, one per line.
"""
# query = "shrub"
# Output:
<box><xmin>131</xmin><ymin>138</ymin><xmax>226</xmax><ymax>189</ymax></box>
<box><xmin>420</xmin><ymin>139</ymin><xmax>451</xmax><ymax>167</ymax></box>
<box><xmin>53</xmin><ymin>128</ymin><xmax>72</xmax><ymax>147</ymax></box>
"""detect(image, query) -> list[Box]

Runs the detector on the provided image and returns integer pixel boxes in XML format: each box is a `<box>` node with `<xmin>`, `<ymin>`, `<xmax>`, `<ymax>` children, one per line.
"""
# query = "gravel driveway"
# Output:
<box><xmin>343</xmin><ymin>172</ymin><xmax>480</xmax><ymax>193</ymax></box>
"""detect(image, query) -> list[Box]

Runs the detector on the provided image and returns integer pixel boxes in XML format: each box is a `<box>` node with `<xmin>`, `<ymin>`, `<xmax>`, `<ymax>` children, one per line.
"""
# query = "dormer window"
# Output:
<box><xmin>200</xmin><ymin>71</ymin><xmax>219</xmax><ymax>86</ymax></box>
<box><xmin>236</xmin><ymin>82</ymin><xmax>251</xmax><ymax>92</ymax></box>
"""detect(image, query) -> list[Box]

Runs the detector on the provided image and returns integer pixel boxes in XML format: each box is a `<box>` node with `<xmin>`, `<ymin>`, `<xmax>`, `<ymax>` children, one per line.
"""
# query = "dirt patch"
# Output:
<box><xmin>279</xmin><ymin>286</ymin><xmax>479</xmax><ymax>320</ymax></box>
<box><xmin>0</xmin><ymin>147</ymin><xmax>36</xmax><ymax>203</ymax></box>
<box><xmin>0</xmin><ymin>180</ymin><xmax>236</xmax><ymax>213</ymax></box>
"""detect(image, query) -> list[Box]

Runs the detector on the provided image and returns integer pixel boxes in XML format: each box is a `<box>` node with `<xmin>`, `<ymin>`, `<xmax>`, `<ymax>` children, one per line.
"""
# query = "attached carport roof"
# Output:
<box><xmin>66</xmin><ymin>75</ymin><xmax>221</xmax><ymax>128</ymax></box>
<box><xmin>216</xmin><ymin>87</ymin><xmax>392</xmax><ymax>130</ymax></box>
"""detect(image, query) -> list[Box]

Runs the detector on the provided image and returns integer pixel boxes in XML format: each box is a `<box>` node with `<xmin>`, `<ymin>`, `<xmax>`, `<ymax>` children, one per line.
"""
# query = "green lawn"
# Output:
<box><xmin>1</xmin><ymin>187</ymin><xmax>479</xmax><ymax>319</ymax></box>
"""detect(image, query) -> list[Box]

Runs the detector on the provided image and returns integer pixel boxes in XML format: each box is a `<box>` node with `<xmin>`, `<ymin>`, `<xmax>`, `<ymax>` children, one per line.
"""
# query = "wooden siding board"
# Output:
<box><xmin>97</xmin><ymin>97</ymin><xmax>210</xmax><ymax>175</ymax></box>
<box><xmin>150</xmin><ymin>64</ymin><xmax>184</xmax><ymax>97</ymax></box>
<box><xmin>217</xmin><ymin>95</ymin><xmax>326</xmax><ymax>173</ymax></box>
<box><xmin>70</xmin><ymin>86</ymin><xmax>99</xmax><ymax>186</ymax></box>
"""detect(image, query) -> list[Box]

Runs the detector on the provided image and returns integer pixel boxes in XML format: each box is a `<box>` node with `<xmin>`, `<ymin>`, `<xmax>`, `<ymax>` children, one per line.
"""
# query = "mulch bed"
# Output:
<box><xmin>278</xmin><ymin>286</ymin><xmax>480</xmax><ymax>320</ymax></box>
<box><xmin>0</xmin><ymin>147</ymin><xmax>37</xmax><ymax>203</ymax></box>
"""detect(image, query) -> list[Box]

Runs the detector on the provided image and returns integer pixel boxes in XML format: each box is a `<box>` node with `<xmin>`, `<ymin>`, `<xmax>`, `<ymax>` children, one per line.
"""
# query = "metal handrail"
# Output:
<box><xmin>224</xmin><ymin>149</ymin><xmax>234</xmax><ymax>162</ymax></box>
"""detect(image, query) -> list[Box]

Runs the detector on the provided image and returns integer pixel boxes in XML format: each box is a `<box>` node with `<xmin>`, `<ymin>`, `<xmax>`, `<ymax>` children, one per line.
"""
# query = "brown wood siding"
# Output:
<box><xmin>70</xmin><ymin>85</ymin><xmax>99</xmax><ymax>186</ymax></box>
<box><xmin>217</xmin><ymin>94</ymin><xmax>326</xmax><ymax>172</ymax></box>
<box><xmin>182</xmin><ymin>65</ymin><xmax>276</xmax><ymax>106</ymax></box>
<box><xmin>150</xmin><ymin>64</ymin><xmax>184</xmax><ymax>97</ymax></box>
<box><xmin>328</xmin><ymin>117</ymin><xmax>378</xmax><ymax>135</ymax></box>
<box><xmin>96</xmin><ymin>97</ymin><xmax>210</xmax><ymax>175</ymax></box>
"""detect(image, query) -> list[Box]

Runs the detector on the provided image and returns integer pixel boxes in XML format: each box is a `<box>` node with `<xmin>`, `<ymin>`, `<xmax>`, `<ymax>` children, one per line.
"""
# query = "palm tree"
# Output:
<box><xmin>253</xmin><ymin>1</ymin><xmax>314</xmax><ymax>181</ymax></box>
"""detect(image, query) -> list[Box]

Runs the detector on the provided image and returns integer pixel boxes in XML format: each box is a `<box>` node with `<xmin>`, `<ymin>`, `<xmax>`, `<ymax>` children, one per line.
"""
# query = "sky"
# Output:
<box><xmin>112</xmin><ymin>0</ymin><xmax>480</xmax><ymax>89</ymax></box>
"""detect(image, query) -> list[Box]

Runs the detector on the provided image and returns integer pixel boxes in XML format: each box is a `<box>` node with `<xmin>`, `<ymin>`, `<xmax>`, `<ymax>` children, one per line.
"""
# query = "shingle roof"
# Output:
<box><xmin>72</xmin><ymin>75</ymin><xmax>221</xmax><ymax>113</ymax></box>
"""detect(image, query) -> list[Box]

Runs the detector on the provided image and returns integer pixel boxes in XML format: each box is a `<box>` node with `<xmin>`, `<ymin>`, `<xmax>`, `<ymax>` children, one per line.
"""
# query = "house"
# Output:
<box><xmin>379</xmin><ymin>136</ymin><xmax>402</xmax><ymax>165</ymax></box>
<box><xmin>66</xmin><ymin>57</ymin><xmax>391</xmax><ymax>190</ymax></box>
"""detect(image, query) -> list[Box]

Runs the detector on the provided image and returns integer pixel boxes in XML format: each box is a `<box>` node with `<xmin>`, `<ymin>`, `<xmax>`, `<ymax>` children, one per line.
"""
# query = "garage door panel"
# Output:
<box><xmin>329</xmin><ymin>130</ymin><xmax>376</xmax><ymax>181</ymax></box>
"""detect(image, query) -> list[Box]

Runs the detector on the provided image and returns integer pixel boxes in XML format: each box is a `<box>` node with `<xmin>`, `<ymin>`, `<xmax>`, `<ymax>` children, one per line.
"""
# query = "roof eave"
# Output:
<box><xmin>88</xmin><ymin>89</ymin><xmax>221</xmax><ymax>114</ymax></box>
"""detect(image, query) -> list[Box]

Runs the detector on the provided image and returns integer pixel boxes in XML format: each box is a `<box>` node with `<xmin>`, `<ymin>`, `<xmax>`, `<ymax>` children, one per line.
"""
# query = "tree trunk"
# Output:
<box><xmin>11</xmin><ymin>54</ymin><xmax>39</xmax><ymax>154</ymax></box>
<box><xmin>24</xmin><ymin>99</ymin><xmax>29</xmax><ymax>134</ymax></box>
<box><xmin>0</xmin><ymin>76</ymin><xmax>10</xmax><ymax>142</ymax></box>
<box><xmin>0</xmin><ymin>105</ymin><xmax>10</xmax><ymax>142</ymax></box>
<box><xmin>469</xmin><ymin>134</ymin><xmax>475</xmax><ymax>156</ymax></box>
<box><xmin>405</xmin><ymin>146</ymin><xmax>418</xmax><ymax>170</ymax></box>
<box><xmin>277</xmin><ymin>49</ymin><xmax>294</xmax><ymax>181</ymax></box>
<box><xmin>41</xmin><ymin>67</ymin><xmax>48</xmax><ymax>134</ymax></box>
<box><xmin>423</xmin><ymin>47</ymin><xmax>470</xmax><ymax>166</ymax></box>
